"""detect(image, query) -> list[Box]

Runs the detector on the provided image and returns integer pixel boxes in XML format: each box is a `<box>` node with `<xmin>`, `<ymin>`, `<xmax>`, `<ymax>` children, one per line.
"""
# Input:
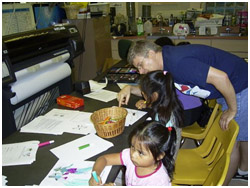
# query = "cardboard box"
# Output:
<box><xmin>57</xmin><ymin>95</ymin><xmax>84</xmax><ymax>109</ymax></box>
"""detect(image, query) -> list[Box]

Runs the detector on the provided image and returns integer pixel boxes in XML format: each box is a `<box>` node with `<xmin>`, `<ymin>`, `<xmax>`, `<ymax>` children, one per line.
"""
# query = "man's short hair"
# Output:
<box><xmin>127</xmin><ymin>40</ymin><xmax>162</xmax><ymax>65</ymax></box>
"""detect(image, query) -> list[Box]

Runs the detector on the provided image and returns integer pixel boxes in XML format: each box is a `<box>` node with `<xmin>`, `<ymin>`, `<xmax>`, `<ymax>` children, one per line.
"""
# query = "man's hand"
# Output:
<box><xmin>117</xmin><ymin>85</ymin><xmax>131</xmax><ymax>107</ymax></box>
<box><xmin>220</xmin><ymin>109</ymin><xmax>237</xmax><ymax>130</ymax></box>
<box><xmin>206</xmin><ymin>66</ymin><xmax>237</xmax><ymax>130</ymax></box>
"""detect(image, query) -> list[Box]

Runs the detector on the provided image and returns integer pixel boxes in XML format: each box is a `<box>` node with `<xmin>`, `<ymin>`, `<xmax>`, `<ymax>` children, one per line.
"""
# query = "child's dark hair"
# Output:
<box><xmin>155</xmin><ymin>37</ymin><xmax>175</xmax><ymax>47</ymax></box>
<box><xmin>130</xmin><ymin>121</ymin><xmax>177</xmax><ymax>179</ymax></box>
<box><xmin>140</xmin><ymin>70</ymin><xmax>184</xmax><ymax>128</ymax></box>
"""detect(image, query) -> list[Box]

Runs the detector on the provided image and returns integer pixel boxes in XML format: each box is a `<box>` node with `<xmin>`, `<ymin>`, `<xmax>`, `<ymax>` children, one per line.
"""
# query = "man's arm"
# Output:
<box><xmin>206</xmin><ymin>66</ymin><xmax>237</xmax><ymax>130</ymax></box>
<box><xmin>117</xmin><ymin>85</ymin><xmax>142</xmax><ymax>107</ymax></box>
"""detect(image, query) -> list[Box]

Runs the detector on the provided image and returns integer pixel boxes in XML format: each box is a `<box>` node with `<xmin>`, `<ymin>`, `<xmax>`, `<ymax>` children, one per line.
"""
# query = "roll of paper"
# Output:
<box><xmin>10</xmin><ymin>62</ymin><xmax>71</xmax><ymax>105</ymax></box>
<box><xmin>15</xmin><ymin>52</ymin><xmax>70</xmax><ymax>80</ymax></box>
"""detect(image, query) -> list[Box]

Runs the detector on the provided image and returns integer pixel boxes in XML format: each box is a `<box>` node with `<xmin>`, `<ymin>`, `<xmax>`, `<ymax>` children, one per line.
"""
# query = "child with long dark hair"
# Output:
<box><xmin>89</xmin><ymin>121</ymin><xmax>176</xmax><ymax>186</ymax></box>
<box><xmin>136</xmin><ymin>70</ymin><xmax>184</xmax><ymax>159</ymax></box>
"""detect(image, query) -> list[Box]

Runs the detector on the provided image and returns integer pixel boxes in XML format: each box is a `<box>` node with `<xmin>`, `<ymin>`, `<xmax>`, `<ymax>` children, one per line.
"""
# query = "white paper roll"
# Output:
<box><xmin>10</xmin><ymin>62</ymin><xmax>71</xmax><ymax>105</ymax></box>
<box><xmin>15</xmin><ymin>52</ymin><xmax>70</xmax><ymax>80</ymax></box>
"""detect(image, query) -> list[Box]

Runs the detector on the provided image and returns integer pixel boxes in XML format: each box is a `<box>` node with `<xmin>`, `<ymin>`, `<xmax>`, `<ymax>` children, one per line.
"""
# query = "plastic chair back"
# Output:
<box><xmin>118</xmin><ymin>39</ymin><xmax>132</xmax><ymax>60</ymax></box>
<box><xmin>203</xmin><ymin>153</ymin><xmax>230</xmax><ymax>186</ymax></box>
<box><xmin>173</xmin><ymin>112</ymin><xmax>239</xmax><ymax>185</ymax></box>
<box><xmin>203</xmin><ymin>117</ymin><xmax>239</xmax><ymax>185</ymax></box>
<box><xmin>197</xmin><ymin>112</ymin><xmax>239</xmax><ymax>170</ymax></box>
<box><xmin>181</xmin><ymin>103</ymin><xmax>220</xmax><ymax>146</ymax></box>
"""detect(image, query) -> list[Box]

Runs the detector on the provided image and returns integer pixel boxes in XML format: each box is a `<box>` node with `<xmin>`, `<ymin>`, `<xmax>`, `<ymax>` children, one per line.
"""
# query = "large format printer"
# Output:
<box><xmin>2</xmin><ymin>24</ymin><xmax>84</xmax><ymax>139</ymax></box>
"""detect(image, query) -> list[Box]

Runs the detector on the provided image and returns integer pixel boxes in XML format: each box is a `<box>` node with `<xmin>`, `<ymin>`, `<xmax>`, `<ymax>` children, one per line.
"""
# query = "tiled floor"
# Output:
<box><xmin>114</xmin><ymin>138</ymin><xmax>248</xmax><ymax>186</ymax></box>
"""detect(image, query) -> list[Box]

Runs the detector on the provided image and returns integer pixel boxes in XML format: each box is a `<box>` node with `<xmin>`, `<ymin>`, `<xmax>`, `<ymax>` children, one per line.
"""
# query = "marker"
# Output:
<box><xmin>92</xmin><ymin>171</ymin><xmax>99</xmax><ymax>183</ymax></box>
<box><xmin>78</xmin><ymin>143</ymin><xmax>90</xmax><ymax>150</ymax></box>
<box><xmin>39</xmin><ymin>140</ymin><xmax>54</xmax><ymax>147</ymax></box>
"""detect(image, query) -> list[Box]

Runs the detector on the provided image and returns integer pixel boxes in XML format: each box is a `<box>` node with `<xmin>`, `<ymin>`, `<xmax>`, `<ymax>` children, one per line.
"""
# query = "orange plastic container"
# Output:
<box><xmin>57</xmin><ymin>95</ymin><xmax>84</xmax><ymax>109</ymax></box>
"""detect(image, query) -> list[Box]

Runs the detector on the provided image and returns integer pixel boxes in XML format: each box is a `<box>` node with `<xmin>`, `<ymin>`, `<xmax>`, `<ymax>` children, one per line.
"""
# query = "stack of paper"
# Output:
<box><xmin>40</xmin><ymin>160</ymin><xmax>111</xmax><ymax>186</ymax></box>
<box><xmin>20</xmin><ymin>109</ymin><xmax>96</xmax><ymax>135</ymax></box>
<box><xmin>37</xmin><ymin>130</ymin><xmax>114</xmax><ymax>186</ymax></box>
<box><xmin>20</xmin><ymin>116</ymin><xmax>66</xmax><ymax>135</ymax></box>
<box><xmin>42</xmin><ymin>134</ymin><xmax>114</xmax><ymax>185</ymax></box>
<box><xmin>84</xmin><ymin>79</ymin><xmax>117</xmax><ymax>102</ymax></box>
<box><xmin>84</xmin><ymin>89</ymin><xmax>118</xmax><ymax>102</ymax></box>
<box><xmin>89</xmin><ymin>79</ymin><xmax>107</xmax><ymax>92</ymax></box>
<box><xmin>45</xmin><ymin>109</ymin><xmax>95</xmax><ymax>135</ymax></box>
<box><xmin>2</xmin><ymin>140</ymin><xmax>39</xmax><ymax>166</ymax></box>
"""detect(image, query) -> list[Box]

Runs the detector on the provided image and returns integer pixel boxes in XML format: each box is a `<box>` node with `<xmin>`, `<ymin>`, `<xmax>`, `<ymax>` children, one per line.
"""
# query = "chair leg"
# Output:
<box><xmin>180</xmin><ymin>138</ymin><xmax>203</xmax><ymax>148</ymax></box>
<box><xmin>180</xmin><ymin>137</ymin><xmax>186</xmax><ymax>148</ymax></box>
<box><xmin>195</xmin><ymin>139</ymin><xmax>203</xmax><ymax>147</ymax></box>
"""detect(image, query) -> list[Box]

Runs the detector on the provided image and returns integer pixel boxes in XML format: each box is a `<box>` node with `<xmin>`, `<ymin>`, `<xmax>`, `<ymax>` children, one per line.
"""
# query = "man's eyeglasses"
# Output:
<box><xmin>136</xmin><ymin>56</ymin><xmax>145</xmax><ymax>71</ymax></box>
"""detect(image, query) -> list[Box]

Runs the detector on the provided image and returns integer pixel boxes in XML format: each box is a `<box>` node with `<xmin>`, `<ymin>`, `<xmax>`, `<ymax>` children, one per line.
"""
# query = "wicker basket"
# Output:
<box><xmin>64</xmin><ymin>5</ymin><xmax>81</xmax><ymax>19</ymax></box>
<box><xmin>91</xmin><ymin>107</ymin><xmax>128</xmax><ymax>138</ymax></box>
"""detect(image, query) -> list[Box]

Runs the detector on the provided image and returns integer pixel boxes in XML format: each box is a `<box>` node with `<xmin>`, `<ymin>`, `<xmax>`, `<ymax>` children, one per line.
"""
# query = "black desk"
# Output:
<box><xmin>2</xmin><ymin>77</ymin><xmax>148</xmax><ymax>186</ymax></box>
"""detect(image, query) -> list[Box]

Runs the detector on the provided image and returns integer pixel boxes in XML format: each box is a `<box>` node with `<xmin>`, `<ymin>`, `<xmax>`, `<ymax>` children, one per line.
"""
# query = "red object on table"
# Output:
<box><xmin>56</xmin><ymin>95</ymin><xmax>84</xmax><ymax>109</ymax></box>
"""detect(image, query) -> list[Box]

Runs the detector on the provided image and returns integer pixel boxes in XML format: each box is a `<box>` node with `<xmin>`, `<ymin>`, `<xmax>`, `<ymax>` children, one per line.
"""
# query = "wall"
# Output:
<box><xmin>140</xmin><ymin>2</ymin><xmax>199</xmax><ymax>18</ymax></box>
<box><xmin>110</xmin><ymin>2</ymin><xmax>127</xmax><ymax>16</ymax></box>
<box><xmin>110</xmin><ymin>2</ymin><xmax>203</xmax><ymax>19</ymax></box>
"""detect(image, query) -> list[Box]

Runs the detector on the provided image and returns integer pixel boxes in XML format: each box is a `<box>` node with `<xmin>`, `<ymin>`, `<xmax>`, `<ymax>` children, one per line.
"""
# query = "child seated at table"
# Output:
<box><xmin>89</xmin><ymin>121</ymin><xmax>176</xmax><ymax>186</ymax></box>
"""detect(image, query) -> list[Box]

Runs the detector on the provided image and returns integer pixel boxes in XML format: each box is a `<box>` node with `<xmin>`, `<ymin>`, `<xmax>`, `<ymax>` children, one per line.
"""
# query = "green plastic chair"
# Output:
<box><xmin>118</xmin><ymin>39</ymin><xmax>132</xmax><ymax>60</ymax></box>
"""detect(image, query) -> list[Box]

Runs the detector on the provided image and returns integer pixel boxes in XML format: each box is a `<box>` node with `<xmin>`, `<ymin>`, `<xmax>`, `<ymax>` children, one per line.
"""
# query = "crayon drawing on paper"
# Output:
<box><xmin>40</xmin><ymin>160</ymin><xmax>111</xmax><ymax>186</ymax></box>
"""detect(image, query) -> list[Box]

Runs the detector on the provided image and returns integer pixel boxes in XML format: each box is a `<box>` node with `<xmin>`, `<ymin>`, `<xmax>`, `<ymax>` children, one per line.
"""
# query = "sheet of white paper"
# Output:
<box><xmin>2</xmin><ymin>140</ymin><xmax>39</xmax><ymax>166</ymax></box>
<box><xmin>64</xmin><ymin>112</ymin><xmax>96</xmax><ymax>135</ymax></box>
<box><xmin>84</xmin><ymin>89</ymin><xmax>117</xmax><ymax>102</ymax></box>
<box><xmin>50</xmin><ymin>134</ymin><xmax>113</xmax><ymax>161</ymax></box>
<box><xmin>45</xmin><ymin>109</ymin><xmax>96</xmax><ymax>135</ymax></box>
<box><xmin>125</xmin><ymin>108</ymin><xmax>148</xmax><ymax>126</ymax></box>
<box><xmin>20</xmin><ymin>109</ymin><xmax>96</xmax><ymax>135</ymax></box>
<box><xmin>40</xmin><ymin>160</ymin><xmax>111</xmax><ymax>186</ymax></box>
<box><xmin>20</xmin><ymin>116</ymin><xmax>65</xmax><ymax>135</ymax></box>
<box><xmin>63</xmin><ymin>121</ymin><xmax>96</xmax><ymax>135</ymax></box>
<box><xmin>45</xmin><ymin>108</ymin><xmax>81</xmax><ymax>121</ymax></box>
<box><xmin>89</xmin><ymin>79</ymin><xmax>108</xmax><ymax>92</ymax></box>
<box><xmin>70</xmin><ymin>112</ymin><xmax>93</xmax><ymax>123</ymax></box>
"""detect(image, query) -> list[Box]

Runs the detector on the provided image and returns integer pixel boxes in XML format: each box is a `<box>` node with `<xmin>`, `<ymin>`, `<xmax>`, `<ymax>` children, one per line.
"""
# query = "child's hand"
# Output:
<box><xmin>136</xmin><ymin>100</ymin><xmax>147</xmax><ymax>109</ymax></box>
<box><xmin>89</xmin><ymin>176</ymin><xmax>102</xmax><ymax>186</ymax></box>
